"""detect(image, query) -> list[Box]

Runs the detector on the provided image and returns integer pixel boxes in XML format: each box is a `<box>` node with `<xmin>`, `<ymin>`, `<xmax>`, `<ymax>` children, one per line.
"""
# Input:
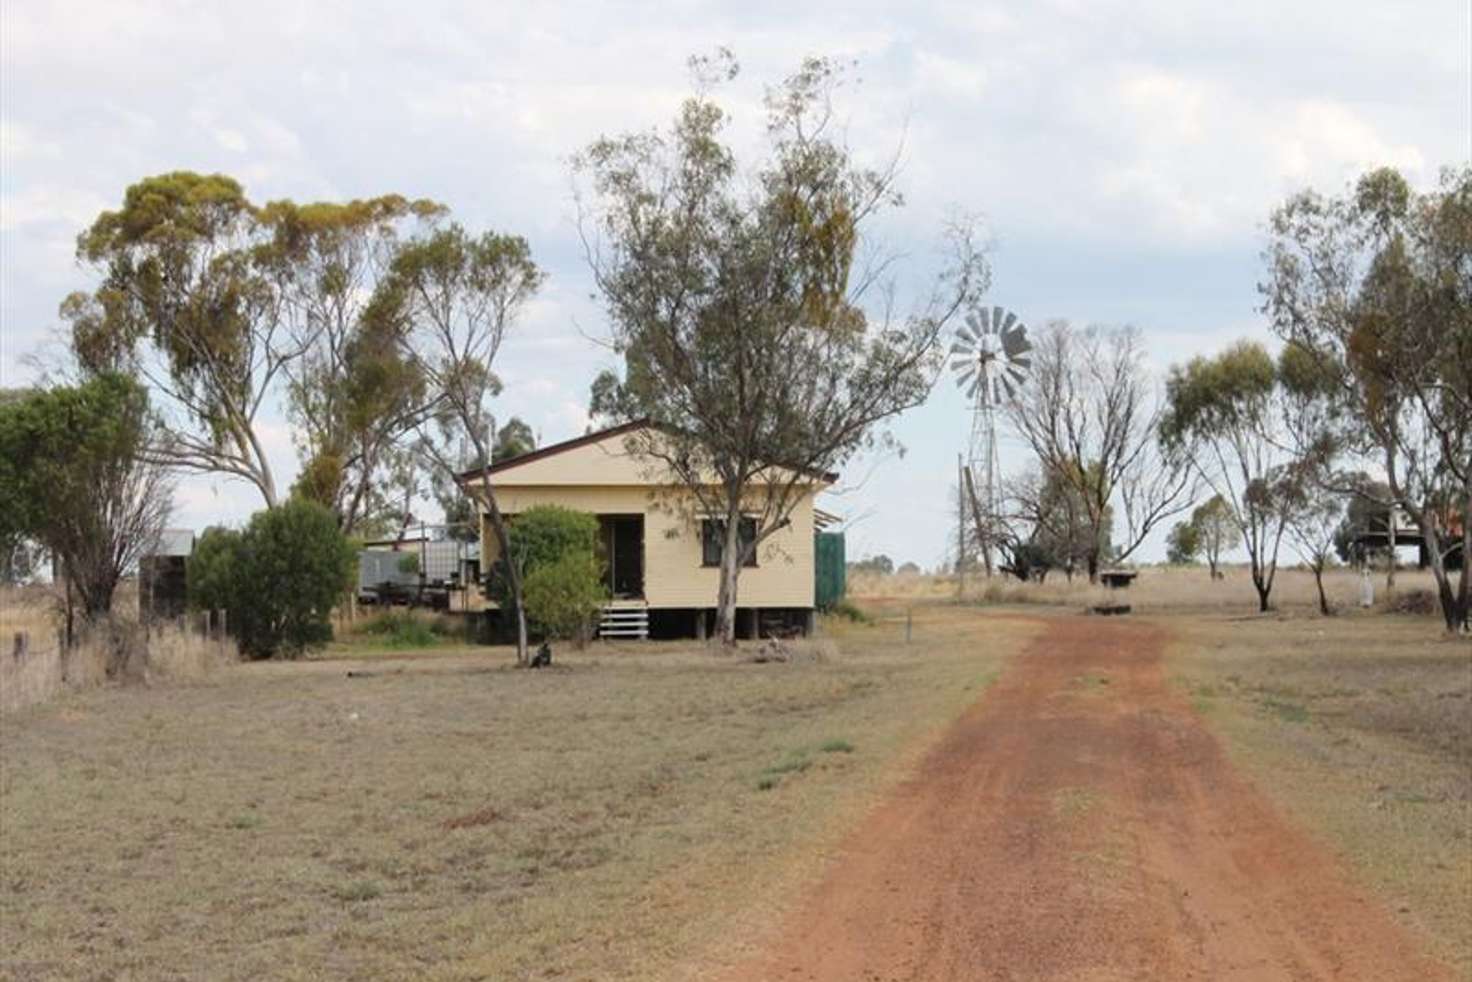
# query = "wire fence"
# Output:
<box><xmin>2</xmin><ymin>610</ymin><xmax>235</xmax><ymax>716</ymax></box>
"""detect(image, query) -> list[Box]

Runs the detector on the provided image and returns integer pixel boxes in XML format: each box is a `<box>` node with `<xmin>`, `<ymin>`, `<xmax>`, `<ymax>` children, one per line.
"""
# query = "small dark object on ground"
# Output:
<box><xmin>1099</xmin><ymin>570</ymin><xmax>1138</xmax><ymax>590</ymax></box>
<box><xmin>530</xmin><ymin>642</ymin><xmax>552</xmax><ymax>668</ymax></box>
<box><xmin>1092</xmin><ymin>603</ymin><xmax>1131</xmax><ymax>616</ymax></box>
<box><xmin>346</xmin><ymin>668</ymin><xmax>404</xmax><ymax>679</ymax></box>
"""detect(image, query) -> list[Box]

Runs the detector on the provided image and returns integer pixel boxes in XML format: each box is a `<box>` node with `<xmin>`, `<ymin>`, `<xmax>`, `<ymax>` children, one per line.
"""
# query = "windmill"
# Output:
<box><xmin>950</xmin><ymin>306</ymin><xmax>1031</xmax><ymax>576</ymax></box>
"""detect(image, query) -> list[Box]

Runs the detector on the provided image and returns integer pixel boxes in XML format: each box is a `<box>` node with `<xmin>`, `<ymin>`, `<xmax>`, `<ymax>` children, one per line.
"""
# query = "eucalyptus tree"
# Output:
<box><xmin>384</xmin><ymin>226</ymin><xmax>545</xmax><ymax>663</ymax></box>
<box><xmin>1263</xmin><ymin>166</ymin><xmax>1471</xmax><ymax>632</ymax></box>
<box><xmin>1003</xmin><ymin>463</ymin><xmax>1111</xmax><ymax>581</ymax></box>
<box><xmin>1279</xmin><ymin>464</ymin><xmax>1344</xmax><ymax>616</ymax></box>
<box><xmin>575</xmin><ymin>52</ymin><xmax>988</xmax><ymax>645</ymax></box>
<box><xmin>1190</xmin><ymin>495</ymin><xmax>1234</xmax><ymax>580</ymax></box>
<box><xmin>261</xmin><ymin>195</ymin><xmax>445</xmax><ymax>533</ymax></box>
<box><xmin>1007</xmin><ymin>321</ymin><xmax>1192</xmax><ymax>582</ymax></box>
<box><xmin>64</xmin><ymin>172</ymin><xmax>297</xmax><ymax>506</ymax></box>
<box><xmin>1160</xmin><ymin>341</ymin><xmax>1300</xmax><ymax>611</ymax></box>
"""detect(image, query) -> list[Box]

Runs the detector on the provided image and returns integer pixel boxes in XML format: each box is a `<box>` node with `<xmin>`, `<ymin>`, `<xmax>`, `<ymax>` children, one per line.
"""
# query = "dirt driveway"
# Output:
<box><xmin>719</xmin><ymin>615</ymin><xmax>1453</xmax><ymax>981</ymax></box>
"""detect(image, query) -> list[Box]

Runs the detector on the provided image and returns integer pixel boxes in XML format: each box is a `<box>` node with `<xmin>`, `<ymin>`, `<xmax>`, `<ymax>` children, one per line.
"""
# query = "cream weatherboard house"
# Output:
<box><xmin>459</xmin><ymin>420</ymin><xmax>839</xmax><ymax>640</ymax></box>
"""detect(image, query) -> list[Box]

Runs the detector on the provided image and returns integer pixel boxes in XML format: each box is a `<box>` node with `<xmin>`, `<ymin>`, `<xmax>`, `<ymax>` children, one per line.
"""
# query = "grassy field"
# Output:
<box><xmin>1166</xmin><ymin>609</ymin><xmax>1472</xmax><ymax>977</ymax></box>
<box><xmin>0</xmin><ymin>604</ymin><xmax>1039</xmax><ymax>981</ymax></box>
<box><xmin>3</xmin><ymin>566</ymin><xmax>1466</xmax><ymax>978</ymax></box>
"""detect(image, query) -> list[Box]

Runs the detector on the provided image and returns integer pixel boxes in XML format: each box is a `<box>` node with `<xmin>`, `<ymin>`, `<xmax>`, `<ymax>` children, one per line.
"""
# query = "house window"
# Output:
<box><xmin>702</xmin><ymin>517</ymin><xmax>758</xmax><ymax>568</ymax></box>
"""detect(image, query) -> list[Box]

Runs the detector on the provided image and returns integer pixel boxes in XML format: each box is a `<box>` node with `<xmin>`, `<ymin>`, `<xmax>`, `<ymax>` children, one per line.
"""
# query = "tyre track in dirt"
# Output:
<box><xmin>718</xmin><ymin>615</ymin><xmax>1453</xmax><ymax>981</ymax></box>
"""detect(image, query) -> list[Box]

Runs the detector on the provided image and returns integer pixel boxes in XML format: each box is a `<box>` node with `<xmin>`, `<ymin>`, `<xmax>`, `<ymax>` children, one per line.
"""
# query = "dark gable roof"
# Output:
<box><xmin>456</xmin><ymin>417</ymin><xmax>838</xmax><ymax>485</ymax></box>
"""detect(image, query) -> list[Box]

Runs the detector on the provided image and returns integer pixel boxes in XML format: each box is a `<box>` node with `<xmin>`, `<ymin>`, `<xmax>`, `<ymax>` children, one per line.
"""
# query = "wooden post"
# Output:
<box><xmin>957</xmin><ymin>454</ymin><xmax>967</xmax><ymax>599</ymax></box>
<box><xmin>694</xmin><ymin>608</ymin><xmax>707</xmax><ymax>641</ymax></box>
<box><xmin>905</xmin><ymin>607</ymin><xmax>912</xmax><ymax>644</ymax></box>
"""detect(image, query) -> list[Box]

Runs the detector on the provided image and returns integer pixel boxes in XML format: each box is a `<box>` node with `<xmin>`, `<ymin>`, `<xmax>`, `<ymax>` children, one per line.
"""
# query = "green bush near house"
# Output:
<box><xmin>522</xmin><ymin>553</ymin><xmax>607</xmax><ymax>642</ymax></box>
<box><xmin>497</xmin><ymin>505</ymin><xmax>607</xmax><ymax>641</ymax></box>
<box><xmin>188</xmin><ymin>499</ymin><xmax>356</xmax><ymax>659</ymax></box>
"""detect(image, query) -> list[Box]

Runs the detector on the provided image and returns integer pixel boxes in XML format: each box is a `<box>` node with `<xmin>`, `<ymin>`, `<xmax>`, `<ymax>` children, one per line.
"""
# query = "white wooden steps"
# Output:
<box><xmin>598</xmin><ymin>601</ymin><xmax>649</xmax><ymax>640</ymax></box>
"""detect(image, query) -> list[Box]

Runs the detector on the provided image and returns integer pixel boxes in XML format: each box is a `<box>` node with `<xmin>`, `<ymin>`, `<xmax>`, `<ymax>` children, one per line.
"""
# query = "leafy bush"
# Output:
<box><xmin>494</xmin><ymin>506</ymin><xmax>606</xmax><ymax>639</ymax></box>
<box><xmin>188</xmin><ymin>526</ymin><xmax>242</xmax><ymax>612</ymax></box>
<box><xmin>506</xmin><ymin>505</ymin><xmax>599</xmax><ymax>577</ymax></box>
<box><xmin>188</xmin><ymin>500</ymin><xmax>356</xmax><ymax>659</ymax></box>
<box><xmin>522</xmin><ymin>553</ymin><xmax>607</xmax><ymax>642</ymax></box>
<box><xmin>358</xmin><ymin>610</ymin><xmax>461</xmax><ymax>648</ymax></box>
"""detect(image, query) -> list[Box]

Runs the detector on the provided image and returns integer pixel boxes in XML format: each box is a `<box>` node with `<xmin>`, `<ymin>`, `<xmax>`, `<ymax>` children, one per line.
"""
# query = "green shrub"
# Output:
<box><xmin>188</xmin><ymin>526</ymin><xmax>242</xmax><ymax>612</ymax></box>
<box><xmin>522</xmin><ymin>553</ymin><xmax>607</xmax><ymax>641</ymax></box>
<box><xmin>503</xmin><ymin>506</ymin><xmax>599</xmax><ymax>580</ymax></box>
<box><xmin>827</xmin><ymin>599</ymin><xmax>872</xmax><ymax>624</ymax></box>
<box><xmin>190</xmin><ymin>500</ymin><xmax>356</xmax><ymax>660</ymax></box>
<box><xmin>358</xmin><ymin>610</ymin><xmax>459</xmax><ymax>648</ymax></box>
<box><xmin>495</xmin><ymin>506</ymin><xmax>606</xmax><ymax>640</ymax></box>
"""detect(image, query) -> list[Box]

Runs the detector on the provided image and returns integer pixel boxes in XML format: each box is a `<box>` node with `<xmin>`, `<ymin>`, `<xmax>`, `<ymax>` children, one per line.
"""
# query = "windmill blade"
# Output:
<box><xmin>1005</xmin><ymin>363</ymin><xmax>1027</xmax><ymax>384</ymax></box>
<box><xmin>965</xmin><ymin>375</ymin><xmax>982</xmax><ymax>400</ymax></box>
<box><xmin>954</xmin><ymin>366</ymin><xmax>977</xmax><ymax>389</ymax></box>
<box><xmin>991</xmin><ymin>306</ymin><xmax>1005</xmax><ymax>333</ymax></box>
<box><xmin>950</xmin><ymin>357</ymin><xmax>974</xmax><ymax>374</ymax></box>
<box><xmin>1000</xmin><ymin>310</ymin><xmax>1018</xmax><ymax>334</ymax></box>
<box><xmin>948</xmin><ymin>340</ymin><xmax>974</xmax><ymax>356</ymax></box>
<box><xmin>1001</xmin><ymin>376</ymin><xmax>1016</xmax><ymax>400</ymax></box>
<box><xmin>1009</xmin><ymin>355</ymin><xmax>1032</xmax><ymax>371</ymax></box>
<box><xmin>962</xmin><ymin>312</ymin><xmax>984</xmax><ymax>337</ymax></box>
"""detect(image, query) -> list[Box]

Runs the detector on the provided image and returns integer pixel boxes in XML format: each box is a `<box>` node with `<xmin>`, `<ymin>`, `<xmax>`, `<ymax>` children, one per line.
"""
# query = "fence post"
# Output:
<box><xmin>12</xmin><ymin>631</ymin><xmax>27</xmax><ymax>660</ymax></box>
<box><xmin>905</xmin><ymin>607</ymin><xmax>912</xmax><ymax>644</ymax></box>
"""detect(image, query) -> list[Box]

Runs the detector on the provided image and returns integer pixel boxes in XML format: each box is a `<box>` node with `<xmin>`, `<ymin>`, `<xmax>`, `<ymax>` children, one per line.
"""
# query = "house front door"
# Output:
<box><xmin>601</xmin><ymin>515</ymin><xmax>645</xmax><ymax>599</ymax></box>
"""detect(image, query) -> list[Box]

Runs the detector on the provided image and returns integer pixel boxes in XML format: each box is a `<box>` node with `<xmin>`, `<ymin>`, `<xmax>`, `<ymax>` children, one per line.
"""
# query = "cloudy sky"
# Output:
<box><xmin>3</xmin><ymin>1</ymin><xmax>1468</xmax><ymax>567</ymax></box>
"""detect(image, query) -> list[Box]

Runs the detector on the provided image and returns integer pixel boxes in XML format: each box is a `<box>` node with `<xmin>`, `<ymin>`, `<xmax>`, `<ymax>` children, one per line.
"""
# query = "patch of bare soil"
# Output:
<box><xmin>716</xmin><ymin>615</ymin><xmax>1454</xmax><ymax>981</ymax></box>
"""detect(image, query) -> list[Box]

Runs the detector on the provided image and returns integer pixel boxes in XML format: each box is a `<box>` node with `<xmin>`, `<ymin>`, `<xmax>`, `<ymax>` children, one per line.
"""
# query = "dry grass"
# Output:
<box><xmin>852</xmin><ymin>563</ymin><xmax>1449</xmax><ymax>617</ymax></box>
<box><xmin>1</xmin><ymin>584</ymin><xmax>235</xmax><ymax>715</ymax></box>
<box><xmin>0</xmin><ymin>603</ymin><xmax>1040</xmax><ymax>981</ymax></box>
<box><xmin>1166</xmin><ymin>611</ymin><xmax>1471</xmax><ymax>977</ymax></box>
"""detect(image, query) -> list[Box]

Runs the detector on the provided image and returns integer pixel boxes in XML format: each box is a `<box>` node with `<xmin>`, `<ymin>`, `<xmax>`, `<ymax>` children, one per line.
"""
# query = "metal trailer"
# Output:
<box><xmin>357</xmin><ymin>532</ymin><xmax>481</xmax><ymax>608</ymax></box>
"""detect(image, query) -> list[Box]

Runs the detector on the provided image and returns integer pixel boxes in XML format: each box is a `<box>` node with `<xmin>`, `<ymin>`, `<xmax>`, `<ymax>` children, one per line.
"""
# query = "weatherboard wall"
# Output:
<box><xmin>480</xmin><ymin>484</ymin><xmax>816</xmax><ymax>609</ymax></box>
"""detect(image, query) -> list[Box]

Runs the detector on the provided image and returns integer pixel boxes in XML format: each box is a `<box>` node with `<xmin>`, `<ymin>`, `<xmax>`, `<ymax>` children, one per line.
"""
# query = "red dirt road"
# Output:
<box><xmin>721</xmin><ymin>615</ymin><xmax>1453</xmax><ymax>981</ymax></box>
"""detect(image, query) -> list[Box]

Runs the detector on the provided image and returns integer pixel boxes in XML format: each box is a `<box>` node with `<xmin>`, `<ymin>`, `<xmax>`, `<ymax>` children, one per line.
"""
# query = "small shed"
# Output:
<box><xmin>140</xmin><ymin>529</ymin><xmax>194</xmax><ymax>620</ymax></box>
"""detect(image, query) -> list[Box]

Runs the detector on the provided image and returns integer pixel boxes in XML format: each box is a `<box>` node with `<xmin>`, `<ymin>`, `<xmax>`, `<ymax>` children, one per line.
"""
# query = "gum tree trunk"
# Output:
<box><xmin>714</xmin><ymin>497</ymin><xmax>744</xmax><ymax>647</ymax></box>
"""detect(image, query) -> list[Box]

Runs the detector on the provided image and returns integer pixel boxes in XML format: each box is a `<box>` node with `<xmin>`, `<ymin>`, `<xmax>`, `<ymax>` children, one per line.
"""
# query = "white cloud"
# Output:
<box><xmin>1</xmin><ymin>0</ymin><xmax>1464</xmax><ymax>557</ymax></box>
<box><xmin>213</xmin><ymin>127</ymin><xmax>249</xmax><ymax>153</ymax></box>
<box><xmin>0</xmin><ymin>184</ymin><xmax>109</xmax><ymax>232</ymax></box>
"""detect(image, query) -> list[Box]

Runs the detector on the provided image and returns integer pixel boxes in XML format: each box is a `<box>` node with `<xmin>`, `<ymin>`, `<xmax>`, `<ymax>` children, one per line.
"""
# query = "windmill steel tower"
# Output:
<box><xmin>950</xmin><ymin>306</ymin><xmax>1031</xmax><ymax>576</ymax></box>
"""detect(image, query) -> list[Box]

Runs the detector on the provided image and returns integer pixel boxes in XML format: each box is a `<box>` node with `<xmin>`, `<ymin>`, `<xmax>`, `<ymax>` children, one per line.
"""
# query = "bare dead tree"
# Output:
<box><xmin>1006</xmin><ymin>321</ymin><xmax>1193</xmax><ymax>581</ymax></box>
